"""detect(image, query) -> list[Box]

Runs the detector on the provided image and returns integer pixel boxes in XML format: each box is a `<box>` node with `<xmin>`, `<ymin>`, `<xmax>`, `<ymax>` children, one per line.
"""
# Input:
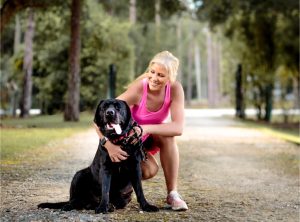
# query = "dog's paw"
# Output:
<box><xmin>108</xmin><ymin>203</ymin><xmax>115</xmax><ymax>212</ymax></box>
<box><xmin>141</xmin><ymin>204</ymin><xmax>159</xmax><ymax>212</ymax></box>
<box><xmin>95</xmin><ymin>205</ymin><xmax>109</xmax><ymax>214</ymax></box>
<box><xmin>61</xmin><ymin>204</ymin><xmax>73</xmax><ymax>211</ymax></box>
<box><xmin>37</xmin><ymin>203</ymin><xmax>47</xmax><ymax>208</ymax></box>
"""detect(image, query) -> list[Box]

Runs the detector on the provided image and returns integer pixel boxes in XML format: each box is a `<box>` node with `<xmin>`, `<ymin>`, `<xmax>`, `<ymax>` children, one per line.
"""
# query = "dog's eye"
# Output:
<box><xmin>114</xmin><ymin>104</ymin><xmax>120</xmax><ymax>111</ymax></box>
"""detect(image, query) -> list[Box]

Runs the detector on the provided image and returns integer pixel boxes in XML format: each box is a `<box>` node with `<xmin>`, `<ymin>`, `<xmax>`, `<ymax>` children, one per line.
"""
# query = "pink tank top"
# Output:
<box><xmin>131</xmin><ymin>78</ymin><xmax>171</xmax><ymax>125</ymax></box>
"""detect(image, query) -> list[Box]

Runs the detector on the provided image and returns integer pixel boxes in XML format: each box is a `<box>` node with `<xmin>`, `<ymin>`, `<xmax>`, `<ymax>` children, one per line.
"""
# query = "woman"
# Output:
<box><xmin>95</xmin><ymin>51</ymin><xmax>188</xmax><ymax>211</ymax></box>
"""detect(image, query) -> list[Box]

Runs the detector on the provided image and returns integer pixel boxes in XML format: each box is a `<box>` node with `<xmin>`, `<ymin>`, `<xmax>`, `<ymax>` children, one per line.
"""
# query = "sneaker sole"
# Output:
<box><xmin>165</xmin><ymin>204</ymin><xmax>188</xmax><ymax>211</ymax></box>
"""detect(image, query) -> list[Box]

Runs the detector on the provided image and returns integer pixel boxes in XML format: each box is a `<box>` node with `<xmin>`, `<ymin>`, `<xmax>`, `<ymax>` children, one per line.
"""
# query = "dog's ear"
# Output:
<box><xmin>120</xmin><ymin>100</ymin><xmax>132</xmax><ymax>124</ymax></box>
<box><xmin>124</xmin><ymin>101</ymin><xmax>131</xmax><ymax>119</ymax></box>
<box><xmin>94</xmin><ymin>100</ymin><xmax>104</xmax><ymax>126</ymax></box>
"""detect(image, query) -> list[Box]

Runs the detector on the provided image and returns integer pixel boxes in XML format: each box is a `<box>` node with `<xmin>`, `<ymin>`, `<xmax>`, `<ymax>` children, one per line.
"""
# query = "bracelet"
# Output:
<box><xmin>100</xmin><ymin>136</ymin><xmax>108</xmax><ymax>146</ymax></box>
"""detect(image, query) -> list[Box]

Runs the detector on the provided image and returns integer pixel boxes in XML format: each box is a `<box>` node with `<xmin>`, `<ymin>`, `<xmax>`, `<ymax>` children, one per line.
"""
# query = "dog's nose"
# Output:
<box><xmin>106</xmin><ymin>108</ymin><xmax>115</xmax><ymax>116</ymax></box>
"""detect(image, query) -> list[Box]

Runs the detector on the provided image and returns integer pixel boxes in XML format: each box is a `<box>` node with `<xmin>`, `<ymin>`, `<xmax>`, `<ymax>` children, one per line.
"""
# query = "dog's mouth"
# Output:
<box><xmin>106</xmin><ymin>123</ymin><xmax>122</xmax><ymax>135</ymax></box>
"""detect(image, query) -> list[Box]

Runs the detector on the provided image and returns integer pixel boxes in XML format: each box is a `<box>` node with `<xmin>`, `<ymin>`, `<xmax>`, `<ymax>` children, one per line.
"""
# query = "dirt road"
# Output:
<box><xmin>1</xmin><ymin>115</ymin><xmax>299</xmax><ymax>221</ymax></box>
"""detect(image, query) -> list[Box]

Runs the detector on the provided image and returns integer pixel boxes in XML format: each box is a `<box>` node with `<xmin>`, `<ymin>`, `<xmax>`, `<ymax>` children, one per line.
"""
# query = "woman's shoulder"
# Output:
<box><xmin>118</xmin><ymin>77</ymin><xmax>144</xmax><ymax>102</ymax></box>
<box><xmin>170</xmin><ymin>81</ymin><xmax>184</xmax><ymax>99</ymax></box>
<box><xmin>119</xmin><ymin>78</ymin><xmax>144</xmax><ymax>106</ymax></box>
<box><xmin>128</xmin><ymin>77</ymin><xmax>144</xmax><ymax>92</ymax></box>
<box><xmin>170</xmin><ymin>81</ymin><xmax>183</xmax><ymax>92</ymax></box>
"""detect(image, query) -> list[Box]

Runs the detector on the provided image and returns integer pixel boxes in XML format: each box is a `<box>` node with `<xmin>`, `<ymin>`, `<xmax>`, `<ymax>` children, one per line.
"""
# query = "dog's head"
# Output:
<box><xmin>94</xmin><ymin>99</ymin><xmax>132</xmax><ymax>138</ymax></box>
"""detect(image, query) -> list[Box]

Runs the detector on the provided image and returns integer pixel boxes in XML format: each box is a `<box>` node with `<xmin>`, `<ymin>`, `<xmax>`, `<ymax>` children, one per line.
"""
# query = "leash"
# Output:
<box><xmin>110</xmin><ymin>121</ymin><xmax>147</xmax><ymax>161</ymax></box>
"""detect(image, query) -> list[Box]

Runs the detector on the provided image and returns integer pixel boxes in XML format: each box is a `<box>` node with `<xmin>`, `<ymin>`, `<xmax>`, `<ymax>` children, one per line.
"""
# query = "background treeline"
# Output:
<box><xmin>0</xmin><ymin>0</ymin><xmax>299</xmax><ymax>123</ymax></box>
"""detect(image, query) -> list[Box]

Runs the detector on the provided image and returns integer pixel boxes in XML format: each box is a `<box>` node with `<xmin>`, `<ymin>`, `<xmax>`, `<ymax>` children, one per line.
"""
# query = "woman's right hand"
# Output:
<box><xmin>104</xmin><ymin>141</ymin><xmax>129</xmax><ymax>162</ymax></box>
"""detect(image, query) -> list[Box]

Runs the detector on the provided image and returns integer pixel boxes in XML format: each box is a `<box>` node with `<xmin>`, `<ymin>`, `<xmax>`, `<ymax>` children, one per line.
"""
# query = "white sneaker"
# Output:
<box><xmin>166</xmin><ymin>191</ymin><xmax>188</xmax><ymax>211</ymax></box>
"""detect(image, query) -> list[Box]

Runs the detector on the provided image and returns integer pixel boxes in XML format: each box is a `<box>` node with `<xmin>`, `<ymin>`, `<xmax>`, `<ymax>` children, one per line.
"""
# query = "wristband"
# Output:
<box><xmin>100</xmin><ymin>136</ymin><xmax>108</xmax><ymax>146</ymax></box>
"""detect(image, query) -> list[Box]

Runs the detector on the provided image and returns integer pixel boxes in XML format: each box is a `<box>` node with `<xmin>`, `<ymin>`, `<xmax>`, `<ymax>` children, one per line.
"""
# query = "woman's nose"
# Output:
<box><xmin>152</xmin><ymin>72</ymin><xmax>158</xmax><ymax>79</ymax></box>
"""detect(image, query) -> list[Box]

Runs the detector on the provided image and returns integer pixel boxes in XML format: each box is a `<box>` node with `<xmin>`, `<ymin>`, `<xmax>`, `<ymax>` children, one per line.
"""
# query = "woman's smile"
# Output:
<box><xmin>148</xmin><ymin>63</ymin><xmax>169</xmax><ymax>91</ymax></box>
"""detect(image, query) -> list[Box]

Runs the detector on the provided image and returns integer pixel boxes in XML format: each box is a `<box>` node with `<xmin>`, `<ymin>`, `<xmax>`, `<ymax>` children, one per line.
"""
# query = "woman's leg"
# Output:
<box><xmin>153</xmin><ymin>135</ymin><xmax>179</xmax><ymax>193</ymax></box>
<box><xmin>141</xmin><ymin>153</ymin><xmax>159</xmax><ymax>180</ymax></box>
<box><xmin>153</xmin><ymin>135</ymin><xmax>188</xmax><ymax>210</ymax></box>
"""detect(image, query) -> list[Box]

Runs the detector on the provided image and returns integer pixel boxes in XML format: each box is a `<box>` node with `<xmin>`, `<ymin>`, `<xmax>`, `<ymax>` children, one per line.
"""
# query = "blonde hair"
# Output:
<box><xmin>146</xmin><ymin>51</ymin><xmax>179</xmax><ymax>82</ymax></box>
<box><xmin>129</xmin><ymin>51</ymin><xmax>179</xmax><ymax>87</ymax></box>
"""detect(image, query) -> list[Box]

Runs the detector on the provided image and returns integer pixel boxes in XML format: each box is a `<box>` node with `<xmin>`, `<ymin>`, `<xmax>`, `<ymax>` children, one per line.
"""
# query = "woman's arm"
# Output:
<box><xmin>117</xmin><ymin>80</ymin><xmax>143</xmax><ymax>106</ymax></box>
<box><xmin>94</xmin><ymin>123</ymin><xmax>128</xmax><ymax>162</ymax></box>
<box><xmin>142</xmin><ymin>81</ymin><xmax>185</xmax><ymax>137</ymax></box>
<box><xmin>94</xmin><ymin>81</ymin><xmax>142</xmax><ymax>162</ymax></box>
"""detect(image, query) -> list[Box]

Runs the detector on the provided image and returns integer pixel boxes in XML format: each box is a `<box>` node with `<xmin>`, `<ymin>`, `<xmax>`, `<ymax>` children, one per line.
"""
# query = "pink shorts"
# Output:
<box><xmin>142</xmin><ymin>134</ymin><xmax>160</xmax><ymax>155</ymax></box>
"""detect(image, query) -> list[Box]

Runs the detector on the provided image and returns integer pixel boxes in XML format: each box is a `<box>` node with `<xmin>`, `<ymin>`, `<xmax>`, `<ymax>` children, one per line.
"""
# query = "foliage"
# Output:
<box><xmin>100</xmin><ymin>0</ymin><xmax>186</xmax><ymax>23</ymax></box>
<box><xmin>32</xmin><ymin>6</ymin><xmax>70</xmax><ymax>114</ymax></box>
<box><xmin>20</xmin><ymin>1</ymin><xmax>134</xmax><ymax>114</ymax></box>
<box><xmin>1</xmin><ymin>0</ymin><xmax>298</xmax><ymax>122</ymax></box>
<box><xmin>130</xmin><ymin>21</ymin><xmax>178</xmax><ymax>77</ymax></box>
<box><xmin>1</xmin><ymin>0</ymin><xmax>189</xmax><ymax>116</ymax></box>
<box><xmin>195</xmin><ymin>0</ymin><xmax>300</xmax><ymax>121</ymax></box>
<box><xmin>80</xmin><ymin>0</ymin><xmax>134</xmax><ymax>109</ymax></box>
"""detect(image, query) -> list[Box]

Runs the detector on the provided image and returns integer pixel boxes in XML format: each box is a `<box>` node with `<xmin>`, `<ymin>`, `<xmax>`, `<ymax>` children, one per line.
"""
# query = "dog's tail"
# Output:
<box><xmin>38</xmin><ymin>201</ymin><xmax>69</xmax><ymax>209</ymax></box>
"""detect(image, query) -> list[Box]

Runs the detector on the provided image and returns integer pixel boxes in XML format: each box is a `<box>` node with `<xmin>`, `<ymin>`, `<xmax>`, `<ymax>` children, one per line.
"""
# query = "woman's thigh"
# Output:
<box><xmin>151</xmin><ymin>135</ymin><xmax>176</xmax><ymax>150</ymax></box>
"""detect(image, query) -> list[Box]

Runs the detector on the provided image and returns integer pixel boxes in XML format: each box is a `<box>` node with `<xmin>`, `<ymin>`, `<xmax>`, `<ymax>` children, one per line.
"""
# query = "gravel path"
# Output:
<box><xmin>1</xmin><ymin>116</ymin><xmax>299</xmax><ymax>221</ymax></box>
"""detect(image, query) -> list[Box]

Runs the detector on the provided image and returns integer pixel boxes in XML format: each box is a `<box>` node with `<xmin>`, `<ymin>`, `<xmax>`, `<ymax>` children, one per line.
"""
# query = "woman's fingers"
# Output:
<box><xmin>110</xmin><ymin>150</ymin><xmax>129</xmax><ymax>162</ymax></box>
<box><xmin>120</xmin><ymin>150</ymin><xmax>129</xmax><ymax>157</ymax></box>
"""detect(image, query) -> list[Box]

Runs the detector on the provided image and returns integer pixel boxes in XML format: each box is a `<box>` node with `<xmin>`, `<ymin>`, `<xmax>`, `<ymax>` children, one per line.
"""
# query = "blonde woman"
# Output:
<box><xmin>95</xmin><ymin>51</ymin><xmax>188</xmax><ymax>211</ymax></box>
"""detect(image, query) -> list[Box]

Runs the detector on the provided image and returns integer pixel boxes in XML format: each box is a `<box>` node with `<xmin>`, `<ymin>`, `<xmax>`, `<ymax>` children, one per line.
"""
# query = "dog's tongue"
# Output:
<box><xmin>111</xmin><ymin>124</ymin><xmax>122</xmax><ymax>135</ymax></box>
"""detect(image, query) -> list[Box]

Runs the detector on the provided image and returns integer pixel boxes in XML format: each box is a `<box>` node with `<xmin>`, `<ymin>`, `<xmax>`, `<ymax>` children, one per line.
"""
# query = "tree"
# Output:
<box><xmin>20</xmin><ymin>8</ymin><xmax>34</xmax><ymax>118</ymax></box>
<box><xmin>235</xmin><ymin>64</ymin><xmax>245</xmax><ymax>118</ymax></box>
<box><xmin>129</xmin><ymin>0</ymin><xmax>136</xmax><ymax>24</ymax></box>
<box><xmin>0</xmin><ymin>0</ymin><xmax>63</xmax><ymax>32</ymax></box>
<box><xmin>195</xmin><ymin>0</ymin><xmax>299</xmax><ymax>121</ymax></box>
<box><xmin>64</xmin><ymin>0</ymin><xmax>81</xmax><ymax>121</ymax></box>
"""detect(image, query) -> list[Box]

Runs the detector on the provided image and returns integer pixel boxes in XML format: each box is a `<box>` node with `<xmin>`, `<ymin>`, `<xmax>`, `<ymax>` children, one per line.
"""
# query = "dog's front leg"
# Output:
<box><xmin>130</xmin><ymin>161</ymin><xmax>159</xmax><ymax>212</ymax></box>
<box><xmin>95</xmin><ymin>165</ymin><xmax>112</xmax><ymax>214</ymax></box>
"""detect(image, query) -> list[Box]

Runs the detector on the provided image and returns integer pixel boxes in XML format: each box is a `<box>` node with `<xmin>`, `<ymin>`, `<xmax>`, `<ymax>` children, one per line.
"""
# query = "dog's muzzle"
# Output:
<box><xmin>104</xmin><ymin>108</ymin><xmax>122</xmax><ymax>134</ymax></box>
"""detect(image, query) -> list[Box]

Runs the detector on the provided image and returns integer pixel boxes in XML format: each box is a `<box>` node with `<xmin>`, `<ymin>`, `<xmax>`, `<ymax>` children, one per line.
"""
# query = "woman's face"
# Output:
<box><xmin>147</xmin><ymin>63</ymin><xmax>169</xmax><ymax>91</ymax></box>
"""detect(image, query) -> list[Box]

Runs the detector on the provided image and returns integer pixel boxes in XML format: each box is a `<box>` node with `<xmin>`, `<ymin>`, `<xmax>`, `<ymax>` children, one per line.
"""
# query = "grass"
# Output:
<box><xmin>0</xmin><ymin>112</ymin><xmax>94</xmax><ymax>161</ymax></box>
<box><xmin>237</xmin><ymin>118</ymin><xmax>300</xmax><ymax>145</ymax></box>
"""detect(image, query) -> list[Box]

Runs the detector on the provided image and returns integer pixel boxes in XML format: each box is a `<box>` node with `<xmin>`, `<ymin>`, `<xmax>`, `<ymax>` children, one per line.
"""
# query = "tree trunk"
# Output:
<box><xmin>10</xmin><ymin>15</ymin><xmax>21</xmax><ymax>117</ymax></box>
<box><xmin>206</xmin><ymin>29</ymin><xmax>215</xmax><ymax>106</ymax></box>
<box><xmin>194</xmin><ymin>41</ymin><xmax>201</xmax><ymax>101</ymax></box>
<box><xmin>176</xmin><ymin>16</ymin><xmax>182</xmax><ymax>82</ymax></box>
<box><xmin>129</xmin><ymin>0</ymin><xmax>136</xmax><ymax>24</ymax></box>
<box><xmin>215</xmin><ymin>41</ymin><xmax>222</xmax><ymax>103</ymax></box>
<box><xmin>294</xmin><ymin>73</ymin><xmax>300</xmax><ymax>109</ymax></box>
<box><xmin>20</xmin><ymin>8</ymin><xmax>34</xmax><ymax>118</ymax></box>
<box><xmin>212</xmin><ymin>40</ymin><xmax>221</xmax><ymax>106</ymax></box>
<box><xmin>264</xmin><ymin>83</ymin><xmax>273</xmax><ymax>122</ymax></box>
<box><xmin>14</xmin><ymin>15</ymin><xmax>21</xmax><ymax>54</ymax></box>
<box><xmin>155</xmin><ymin>0</ymin><xmax>161</xmax><ymax>48</ymax></box>
<box><xmin>64</xmin><ymin>0</ymin><xmax>81</xmax><ymax>121</ymax></box>
<box><xmin>186</xmin><ymin>41</ymin><xmax>193</xmax><ymax>105</ymax></box>
<box><xmin>235</xmin><ymin>64</ymin><xmax>245</xmax><ymax>118</ymax></box>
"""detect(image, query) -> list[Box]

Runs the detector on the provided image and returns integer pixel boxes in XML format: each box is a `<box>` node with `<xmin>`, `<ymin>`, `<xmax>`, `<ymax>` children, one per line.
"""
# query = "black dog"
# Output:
<box><xmin>38</xmin><ymin>99</ymin><xmax>159</xmax><ymax>213</ymax></box>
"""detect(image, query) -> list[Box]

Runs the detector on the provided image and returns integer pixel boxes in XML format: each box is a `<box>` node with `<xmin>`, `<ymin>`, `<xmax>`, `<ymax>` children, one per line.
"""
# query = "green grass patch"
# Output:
<box><xmin>1</xmin><ymin>112</ymin><xmax>93</xmax><ymax>128</ymax></box>
<box><xmin>1</xmin><ymin>112</ymin><xmax>94</xmax><ymax>161</ymax></box>
<box><xmin>238</xmin><ymin>119</ymin><xmax>300</xmax><ymax>145</ymax></box>
<box><xmin>259</xmin><ymin>128</ymin><xmax>300</xmax><ymax>145</ymax></box>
